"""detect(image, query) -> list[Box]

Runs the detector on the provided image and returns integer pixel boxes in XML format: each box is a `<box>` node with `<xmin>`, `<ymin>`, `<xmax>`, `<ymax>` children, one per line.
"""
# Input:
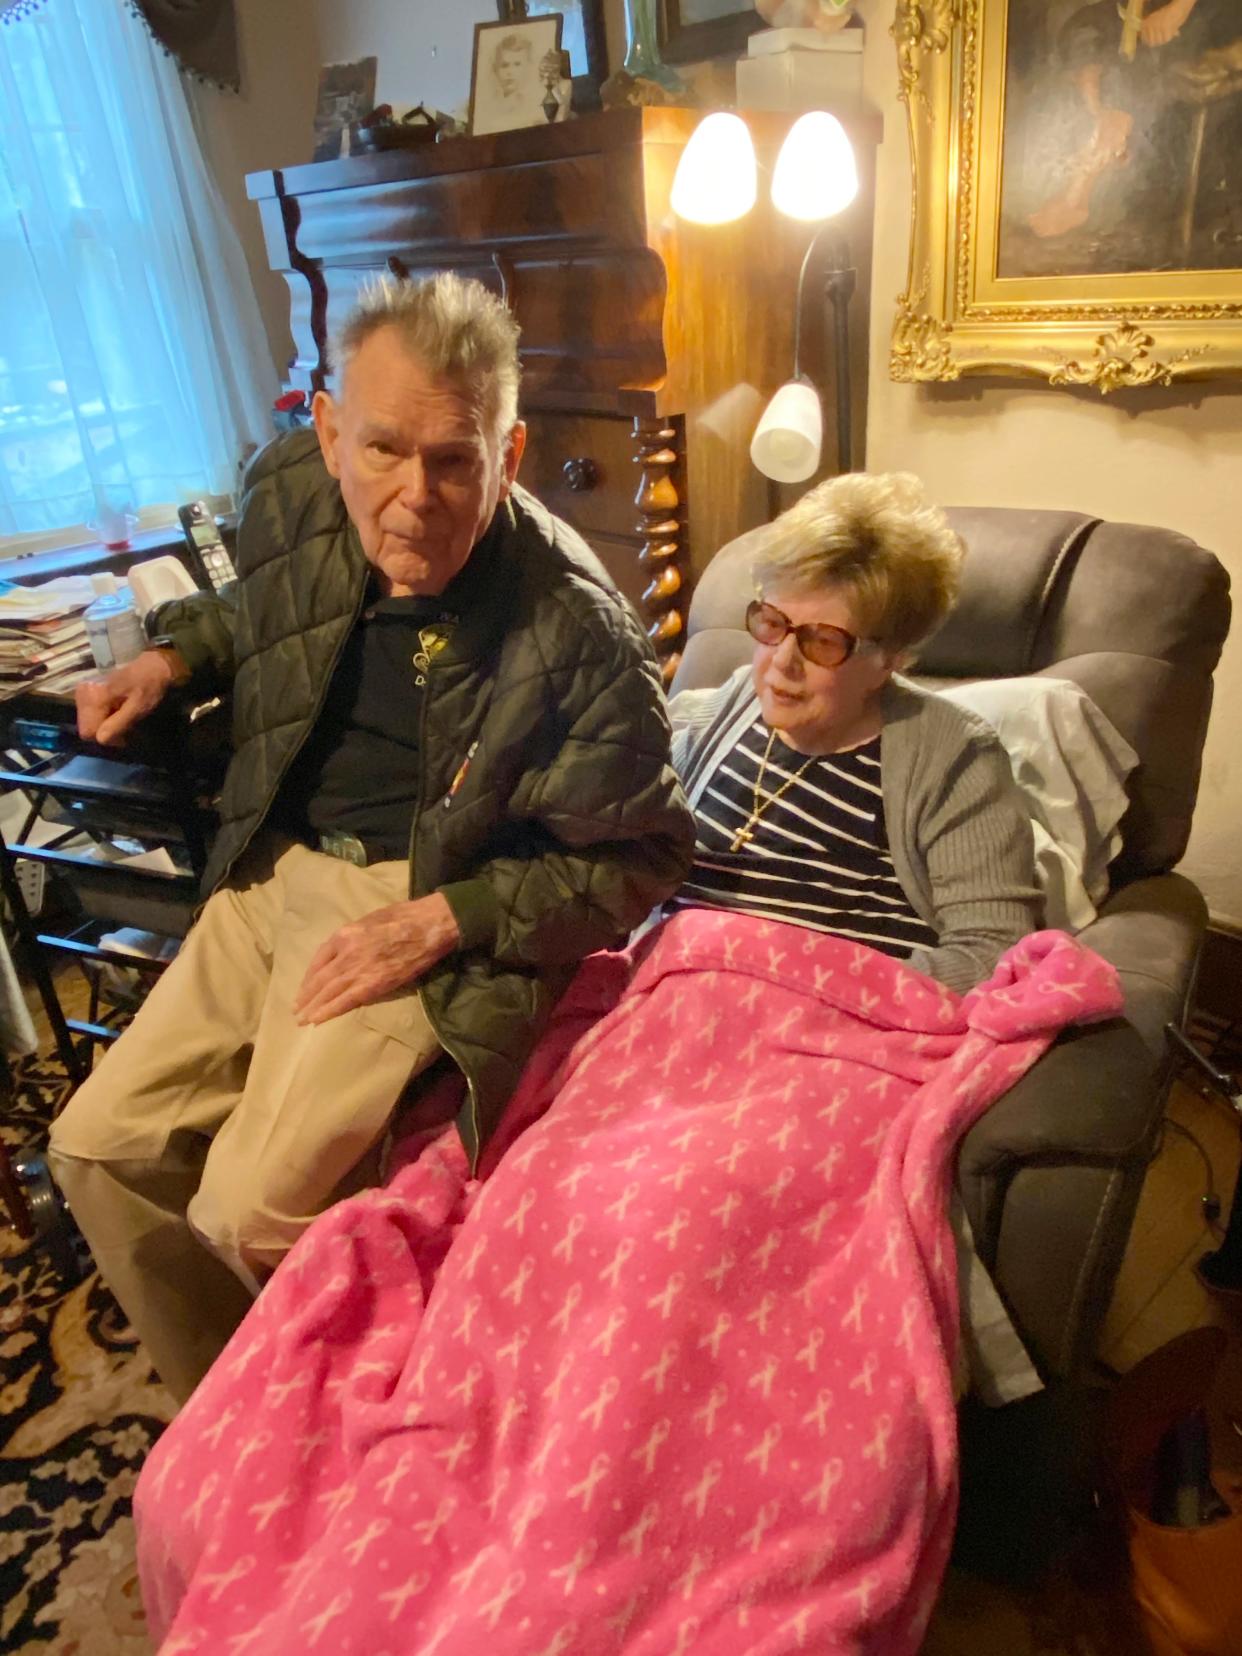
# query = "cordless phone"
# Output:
<box><xmin>177</xmin><ymin>501</ymin><xmax>238</xmax><ymax>593</ymax></box>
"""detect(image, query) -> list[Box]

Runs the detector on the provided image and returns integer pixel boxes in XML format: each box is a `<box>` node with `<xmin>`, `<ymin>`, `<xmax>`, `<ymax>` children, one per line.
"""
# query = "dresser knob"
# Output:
<box><xmin>562</xmin><ymin>457</ymin><xmax>598</xmax><ymax>493</ymax></box>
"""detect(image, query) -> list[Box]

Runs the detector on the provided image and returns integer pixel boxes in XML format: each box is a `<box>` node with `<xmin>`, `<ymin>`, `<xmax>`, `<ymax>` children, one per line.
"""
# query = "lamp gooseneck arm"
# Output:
<box><xmin>791</xmin><ymin>228</ymin><xmax>827</xmax><ymax>381</ymax></box>
<box><xmin>791</xmin><ymin>223</ymin><xmax>856</xmax><ymax>476</ymax></box>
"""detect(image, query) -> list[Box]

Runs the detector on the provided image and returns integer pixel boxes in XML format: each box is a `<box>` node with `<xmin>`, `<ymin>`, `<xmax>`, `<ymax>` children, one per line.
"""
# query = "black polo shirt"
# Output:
<box><xmin>272</xmin><ymin>529</ymin><xmax>496</xmax><ymax>863</ymax></box>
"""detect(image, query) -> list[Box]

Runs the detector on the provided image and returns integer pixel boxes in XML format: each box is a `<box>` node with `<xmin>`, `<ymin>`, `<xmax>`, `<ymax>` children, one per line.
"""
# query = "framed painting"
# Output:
<box><xmin>496</xmin><ymin>0</ymin><xmax>608</xmax><ymax>107</ymax></box>
<box><xmin>658</xmin><ymin>0</ymin><xmax>766</xmax><ymax>66</ymax></box>
<box><xmin>892</xmin><ymin>0</ymin><xmax>1242</xmax><ymax>390</ymax></box>
<box><xmin>311</xmin><ymin>57</ymin><xmax>377</xmax><ymax>161</ymax></box>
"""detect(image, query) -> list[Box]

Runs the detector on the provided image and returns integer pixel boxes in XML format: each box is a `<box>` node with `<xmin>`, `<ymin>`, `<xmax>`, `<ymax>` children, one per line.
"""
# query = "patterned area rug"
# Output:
<box><xmin>1</xmin><ymin>1058</ymin><xmax>174</xmax><ymax>1655</ymax></box>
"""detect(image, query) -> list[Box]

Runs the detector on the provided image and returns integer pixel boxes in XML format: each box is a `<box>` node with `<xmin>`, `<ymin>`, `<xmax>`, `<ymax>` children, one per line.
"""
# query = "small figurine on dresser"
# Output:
<box><xmin>753</xmin><ymin>0</ymin><xmax>854</xmax><ymax>29</ymax></box>
<box><xmin>539</xmin><ymin>47</ymin><xmax>573</xmax><ymax>122</ymax></box>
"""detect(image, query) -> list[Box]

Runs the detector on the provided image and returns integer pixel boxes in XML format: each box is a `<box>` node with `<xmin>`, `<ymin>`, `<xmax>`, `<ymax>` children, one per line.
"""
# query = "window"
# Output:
<box><xmin>0</xmin><ymin>0</ymin><xmax>274</xmax><ymax>546</ymax></box>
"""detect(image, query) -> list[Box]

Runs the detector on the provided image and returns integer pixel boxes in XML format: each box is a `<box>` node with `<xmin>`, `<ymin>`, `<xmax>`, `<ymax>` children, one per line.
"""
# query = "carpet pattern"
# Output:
<box><xmin>1</xmin><ymin>1059</ymin><xmax>174</xmax><ymax>1654</ymax></box>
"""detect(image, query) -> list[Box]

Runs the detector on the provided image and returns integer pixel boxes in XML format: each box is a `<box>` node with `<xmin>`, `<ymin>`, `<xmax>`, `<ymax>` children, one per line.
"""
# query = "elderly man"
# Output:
<box><xmin>48</xmin><ymin>272</ymin><xmax>694</xmax><ymax>1403</ymax></box>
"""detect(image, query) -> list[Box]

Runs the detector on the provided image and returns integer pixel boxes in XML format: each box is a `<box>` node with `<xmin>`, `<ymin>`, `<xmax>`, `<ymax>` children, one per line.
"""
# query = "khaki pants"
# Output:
<box><xmin>48</xmin><ymin>837</ymin><xmax>441</xmax><ymax>1404</ymax></box>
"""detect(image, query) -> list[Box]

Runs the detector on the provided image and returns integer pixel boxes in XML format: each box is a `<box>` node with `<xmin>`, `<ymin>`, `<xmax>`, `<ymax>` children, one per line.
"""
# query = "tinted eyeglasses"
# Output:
<box><xmin>745</xmin><ymin>599</ymin><xmax>867</xmax><ymax>669</ymax></box>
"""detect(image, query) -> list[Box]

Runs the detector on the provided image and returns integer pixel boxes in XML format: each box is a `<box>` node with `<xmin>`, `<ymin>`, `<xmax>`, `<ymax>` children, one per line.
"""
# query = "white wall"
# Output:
<box><xmin>311</xmin><ymin>0</ymin><xmax>497</xmax><ymax>116</ymax></box>
<box><xmin>858</xmin><ymin>22</ymin><xmax>1242</xmax><ymax>928</ymax></box>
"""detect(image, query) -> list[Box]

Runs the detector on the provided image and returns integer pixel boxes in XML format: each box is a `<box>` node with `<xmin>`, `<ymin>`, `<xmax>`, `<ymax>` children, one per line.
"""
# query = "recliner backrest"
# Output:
<box><xmin>671</xmin><ymin>506</ymin><xmax>1231</xmax><ymax>882</ymax></box>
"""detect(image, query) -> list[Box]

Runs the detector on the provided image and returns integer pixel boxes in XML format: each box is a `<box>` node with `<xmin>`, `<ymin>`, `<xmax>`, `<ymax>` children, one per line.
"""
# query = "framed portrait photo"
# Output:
<box><xmin>470</xmin><ymin>15</ymin><xmax>567</xmax><ymax>136</ymax></box>
<box><xmin>497</xmin><ymin>0</ymin><xmax>607</xmax><ymax>107</ymax></box>
<box><xmin>893</xmin><ymin>0</ymin><xmax>1242</xmax><ymax>391</ymax></box>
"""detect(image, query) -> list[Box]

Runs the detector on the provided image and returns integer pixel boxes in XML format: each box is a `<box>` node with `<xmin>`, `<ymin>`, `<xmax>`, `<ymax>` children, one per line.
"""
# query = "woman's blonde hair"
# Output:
<box><xmin>751</xmin><ymin>471</ymin><xmax>963</xmax><ymax>652</ymax></box>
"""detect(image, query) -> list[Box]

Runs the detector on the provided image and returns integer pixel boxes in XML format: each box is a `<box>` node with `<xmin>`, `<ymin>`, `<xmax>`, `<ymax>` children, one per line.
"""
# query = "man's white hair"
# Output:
<box><xmin>331</xmin><ymin>271</ymin><xmax>522</xmax><ymax>444</ymax></box>
<box><xmin>752</xmin><ymin>471</ymin><xmax>963</xmax><ymax>652</ymax></box>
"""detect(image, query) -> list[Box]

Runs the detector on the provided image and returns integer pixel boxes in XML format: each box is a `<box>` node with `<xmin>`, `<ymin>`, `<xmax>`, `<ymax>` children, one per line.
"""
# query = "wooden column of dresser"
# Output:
<box><xmin>247</xmin><ymin>108</ymin><xmax>876</xmax><ymax>683</ymax></box>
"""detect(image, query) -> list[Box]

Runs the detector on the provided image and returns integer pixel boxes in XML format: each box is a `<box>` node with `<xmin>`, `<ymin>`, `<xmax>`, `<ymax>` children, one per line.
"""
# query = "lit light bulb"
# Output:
<box><xmin>772</xmin><ymin>111</ymin><xmax>858</xmax><ymax>222</ymax></box>
<box><xmin>670</xmin><ymin>112</ymin><xmax>758</xmax><ymax>225</ymax></box>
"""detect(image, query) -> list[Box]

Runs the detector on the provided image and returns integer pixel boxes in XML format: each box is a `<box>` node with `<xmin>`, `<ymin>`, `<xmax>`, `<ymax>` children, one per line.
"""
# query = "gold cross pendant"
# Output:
<box><xmin>730</xmin><ymin>822</ymin><xmax>755</xmax><ymax>853</ymax></box>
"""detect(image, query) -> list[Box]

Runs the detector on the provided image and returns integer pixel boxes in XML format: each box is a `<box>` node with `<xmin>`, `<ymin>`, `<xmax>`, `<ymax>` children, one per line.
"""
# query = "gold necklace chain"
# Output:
<box><xmin>729</xmin><ymin>727</ymin><xmax>819</xmax><ymax>852</ymax></box>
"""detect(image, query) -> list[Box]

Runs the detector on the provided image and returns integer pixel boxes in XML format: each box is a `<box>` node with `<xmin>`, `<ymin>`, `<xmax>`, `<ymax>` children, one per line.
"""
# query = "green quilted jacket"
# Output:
<box><xmin>152</xmin><ymin>431</ymin><xmax>694</xmax><ymax>1165</ymax></box>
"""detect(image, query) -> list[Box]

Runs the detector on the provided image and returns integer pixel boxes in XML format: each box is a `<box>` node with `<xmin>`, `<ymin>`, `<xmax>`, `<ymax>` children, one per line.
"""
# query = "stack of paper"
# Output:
<box><xmin>0</xmin><ymin>575</ymin><xmax>97</xmax><ymax>698</ymax></box>
<box><xmin>97</xmin><ymin>926</ymin><xmax>180</xmax><ymax>963</ymax></box>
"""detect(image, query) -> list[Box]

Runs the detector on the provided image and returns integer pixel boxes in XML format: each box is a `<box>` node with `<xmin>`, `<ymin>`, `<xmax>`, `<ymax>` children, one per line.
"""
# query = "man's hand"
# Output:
<box><xmin>1142</xmin><ymin>0</ymin><xmax>1196</xmax><ymax>48</ymax></box>
<box><xmin>76</xmin><ymin>649</ymin><xmax>186</xmax><ymax>745</ymax></box>
<box><xmin>294</xmin><ymin>892</ymin><xmax>462</xmax><ymax>1025</ymax></box>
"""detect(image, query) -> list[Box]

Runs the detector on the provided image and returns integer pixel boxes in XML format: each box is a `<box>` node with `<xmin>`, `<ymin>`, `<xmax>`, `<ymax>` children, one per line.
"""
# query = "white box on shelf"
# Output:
<box><xmin>736</xmin><ymin>27</ymin><xmax>863</xmax><ymax>115</ymax></box>
<box><xmin>748</xmin><ymin>25</ymin><xmax>857</xmax><ymax>56</ymax></box>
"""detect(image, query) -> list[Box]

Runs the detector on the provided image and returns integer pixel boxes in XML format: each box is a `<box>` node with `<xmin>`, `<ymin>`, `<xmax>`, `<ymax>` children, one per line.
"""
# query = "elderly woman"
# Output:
<box><xmin>666</xmin><ymin>470</ymin><xmax>1042</xmax><ymax>991</ymax></box>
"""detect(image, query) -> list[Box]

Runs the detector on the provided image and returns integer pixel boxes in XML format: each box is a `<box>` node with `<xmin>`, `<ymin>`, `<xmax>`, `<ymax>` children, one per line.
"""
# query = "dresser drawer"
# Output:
<box><xmin>522</xmin><ymin>412</ymin><xmax>639</xmax><ymax>544</ymax></box>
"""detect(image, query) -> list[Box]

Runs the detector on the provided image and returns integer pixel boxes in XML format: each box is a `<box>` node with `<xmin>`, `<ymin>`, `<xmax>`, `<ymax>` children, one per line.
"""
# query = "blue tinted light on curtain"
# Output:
<box><xmin>0</xmin><ymin>0</ymin><xmax>273</xmax><ymax>537</ymax></box>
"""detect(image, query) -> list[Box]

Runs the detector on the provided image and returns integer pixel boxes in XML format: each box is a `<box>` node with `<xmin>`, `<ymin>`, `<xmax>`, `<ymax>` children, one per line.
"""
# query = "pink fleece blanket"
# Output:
<box><xmin>136</xmin><ymin>912</ymin><xmax>1120</xmax><ymax>1655</ymax></box>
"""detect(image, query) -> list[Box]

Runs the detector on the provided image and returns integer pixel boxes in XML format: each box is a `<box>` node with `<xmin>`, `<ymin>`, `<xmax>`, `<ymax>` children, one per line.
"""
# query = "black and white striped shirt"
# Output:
<box><xmin>669</xmin><ymin>711</ymin><xmax>939</xmax><ymax>959</ymax></box>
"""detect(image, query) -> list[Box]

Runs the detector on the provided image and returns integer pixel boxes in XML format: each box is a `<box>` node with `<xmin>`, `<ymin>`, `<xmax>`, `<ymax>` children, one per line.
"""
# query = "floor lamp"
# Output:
<box><xmin>671</xmin><ymin>111</ymin><xmax>860</xmax><ymax>489</ymax></box>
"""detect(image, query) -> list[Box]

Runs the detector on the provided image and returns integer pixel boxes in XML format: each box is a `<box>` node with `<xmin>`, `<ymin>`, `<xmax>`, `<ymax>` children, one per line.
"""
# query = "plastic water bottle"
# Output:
<box><xmin>84</xmin><ymin>574</ymin><xmax>146</xmax><ymax>671</ymax></box>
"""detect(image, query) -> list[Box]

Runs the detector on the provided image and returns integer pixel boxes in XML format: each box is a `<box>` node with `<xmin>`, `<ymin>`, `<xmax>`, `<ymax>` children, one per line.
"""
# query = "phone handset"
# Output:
<box><xmin>177</xmin><ymin>501</ymin><xmax>238</xmax><ymax>593</ymax></box>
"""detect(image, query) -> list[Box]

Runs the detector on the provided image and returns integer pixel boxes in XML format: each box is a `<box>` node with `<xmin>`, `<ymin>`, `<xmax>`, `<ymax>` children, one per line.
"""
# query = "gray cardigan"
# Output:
<box><xmin>669</xmin><ymin>668</ymin><xmax>1042</xmax><ymax>994</ymax></box>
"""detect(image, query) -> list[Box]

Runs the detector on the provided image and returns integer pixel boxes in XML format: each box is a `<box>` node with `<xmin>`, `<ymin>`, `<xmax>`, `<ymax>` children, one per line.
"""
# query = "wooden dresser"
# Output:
<box><xmin>247</xmin><ymin>107</ymin><xmax>875</xmax><ymax>680</ymax></box>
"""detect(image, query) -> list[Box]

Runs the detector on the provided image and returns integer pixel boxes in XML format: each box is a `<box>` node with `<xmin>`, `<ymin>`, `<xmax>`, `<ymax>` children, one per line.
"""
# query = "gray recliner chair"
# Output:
<box><xmin>672</xmin><ymin>507</ymin><xmax>1231</xmax><ymax>1382</ymax></box>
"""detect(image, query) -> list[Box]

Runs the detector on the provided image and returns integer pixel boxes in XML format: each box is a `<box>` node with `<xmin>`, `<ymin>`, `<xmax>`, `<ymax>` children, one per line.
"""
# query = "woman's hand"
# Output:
<box><xmin>294</xmin><ymin>893</ymin><xmax>462</xmax><ymax>1024</ymax></box>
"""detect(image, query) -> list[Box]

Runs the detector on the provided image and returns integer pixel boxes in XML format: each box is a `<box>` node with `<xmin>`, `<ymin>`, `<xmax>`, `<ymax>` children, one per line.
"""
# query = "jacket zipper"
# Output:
<box><xmin>408</xmin><ymin>624</ymin><xmax>483</xmax><ymax>1173</ymax></box>
<box><xmin>219</xmin><ymin>572</ymin><xmax>371</xmax><ymax>888</ymax></box>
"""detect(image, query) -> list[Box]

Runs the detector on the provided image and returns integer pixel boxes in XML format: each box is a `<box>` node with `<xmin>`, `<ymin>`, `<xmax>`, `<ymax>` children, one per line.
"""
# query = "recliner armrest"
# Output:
<box><xmin>1071</xmin><ymin>872</ymin><xmax>1206</xmax><ymax>1053</ymax></box>
<box><xmin>957</xmin><ymin>1015</ymin><xmax>1168</xmax><ymax>1367</ymax></box>
<box><xmin>959</xmin><ymin>1018</ymin><xmax>1157</xmax><ymax>1195</ymax></box>
<box><xmin>957</xmin><ymin>872</ymin><xmax>1206</xmax><ymax>1259</ymax></box>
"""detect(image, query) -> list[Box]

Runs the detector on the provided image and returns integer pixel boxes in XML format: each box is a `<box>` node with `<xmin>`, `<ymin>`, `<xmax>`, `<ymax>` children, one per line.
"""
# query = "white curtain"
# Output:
<box><xmin>0</xmin><ymin>0</ymin><xmax>275</xmax><ymax>537</ymax></box>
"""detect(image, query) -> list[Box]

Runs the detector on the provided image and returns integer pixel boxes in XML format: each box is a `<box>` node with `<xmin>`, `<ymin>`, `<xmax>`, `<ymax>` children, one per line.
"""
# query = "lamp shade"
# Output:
<box><xmin>750</xmin><ymin>380</ymin><xmax>822</xmax><ymax>483</ymax></box>
<box><xmin>670</xmin><ymin>112</ymin><xmax>757</xmax><ymax>225</ymax></box>
<box><xmin>771</xmin><ymin>111</ymin><xmax>858</xmax><ymax>222</ymax></box>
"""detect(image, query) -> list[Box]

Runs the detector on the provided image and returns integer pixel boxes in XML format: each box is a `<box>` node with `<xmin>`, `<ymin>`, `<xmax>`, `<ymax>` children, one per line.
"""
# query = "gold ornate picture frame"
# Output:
<box><xmin>891</xmin><ymin>0</ymin><xmax>1242</xmax><ymax>391</ymax></box>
